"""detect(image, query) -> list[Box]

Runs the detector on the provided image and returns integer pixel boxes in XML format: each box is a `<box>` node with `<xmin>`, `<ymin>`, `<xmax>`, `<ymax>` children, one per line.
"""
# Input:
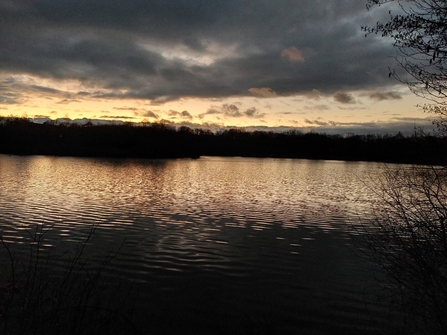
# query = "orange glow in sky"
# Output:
<box><xmin>0</xmin><ymin>74</ymin><xmax>431</xmax><ymax>135</ymax></box>
<box><xmin>0</xmin><ymin>1</ymin><xmax>436</xmax><ymax>135</ymax></box>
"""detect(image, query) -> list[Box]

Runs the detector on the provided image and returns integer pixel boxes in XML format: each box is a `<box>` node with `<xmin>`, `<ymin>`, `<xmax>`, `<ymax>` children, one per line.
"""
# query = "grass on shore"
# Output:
<box><xmin>0</xmin><ymin>224</ymin><xmax>140</xmax><ymax>335</ymax></box>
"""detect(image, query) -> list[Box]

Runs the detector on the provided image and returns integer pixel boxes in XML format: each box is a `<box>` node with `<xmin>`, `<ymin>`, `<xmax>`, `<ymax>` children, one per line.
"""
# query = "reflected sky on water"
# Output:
<box><xmin>0</xmin><ymin>155</ymin><xmax>399</xmax><ymax>334</ymax></box>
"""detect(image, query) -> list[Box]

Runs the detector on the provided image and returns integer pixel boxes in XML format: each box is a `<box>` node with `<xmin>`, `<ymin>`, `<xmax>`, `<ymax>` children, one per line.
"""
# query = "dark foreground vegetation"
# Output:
<box><xmin>0</xmin><ymin>224</ymin><xmax>138</xmax><ymax>335</ymax></box>
<box><xmin>358</xmin><ymin>166</ymin><xmax>447</xmax><ymax>335</ymax></box>
<box><xmin>1</xmin><ymin>117</ymin><xmax>446</xmax><ymax>165</ymax></box>
<box><xmin>360</xmin><ymin>0</ymin><xmax>447</xmax><ymax>333</ymax></box>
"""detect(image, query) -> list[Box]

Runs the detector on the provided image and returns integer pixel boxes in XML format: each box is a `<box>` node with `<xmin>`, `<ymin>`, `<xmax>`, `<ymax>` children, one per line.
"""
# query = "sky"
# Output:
<box><xmin>0</xmin><ymin>0</ymin><xmax>436</xmax><ymax>135</ymax></box>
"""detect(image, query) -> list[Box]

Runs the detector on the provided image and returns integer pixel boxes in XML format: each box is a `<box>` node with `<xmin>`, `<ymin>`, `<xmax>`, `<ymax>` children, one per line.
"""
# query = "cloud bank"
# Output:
<box><xmin>0</xmin><ymin>0</ymin><xmax>402</xmax><ymax>103</ymax></box>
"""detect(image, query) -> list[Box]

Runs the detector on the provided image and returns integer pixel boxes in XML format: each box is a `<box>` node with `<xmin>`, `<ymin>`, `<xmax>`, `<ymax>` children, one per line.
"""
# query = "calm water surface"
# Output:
<box><xmin>0</xmin><ymin>155</ymin><xmax>396</xmax><ymax>334</ymax></box>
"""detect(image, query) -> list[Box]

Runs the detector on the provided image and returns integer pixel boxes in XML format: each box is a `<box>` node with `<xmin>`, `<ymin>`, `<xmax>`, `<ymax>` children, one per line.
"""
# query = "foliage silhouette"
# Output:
<box><xmin>360</xmin><ymin>166</ymin><xmax>447</xmax><ymax>334</ymax></box>
<box><xmin>364</xmin><ymin>0</ymin><xmax>447</xmax><ymax>128</ymax></box>
<box><xmin>364</xmin><ymin>0</ymin><xmax>447</xmax><ymax>102</ymax></box>
<box><xmin>0</xmin><ymin>224</ymin><xmax>139</xmax><ymax>335</ymax></box>
<box><xmin>361</xmin><ymin>1</ymin><xmax>447</xmax><ymax>333</ymax></box>
<box><xmin>0</xmin><ymin>117</ymin><xmax>445</xmax><ymax>165</ymax></box>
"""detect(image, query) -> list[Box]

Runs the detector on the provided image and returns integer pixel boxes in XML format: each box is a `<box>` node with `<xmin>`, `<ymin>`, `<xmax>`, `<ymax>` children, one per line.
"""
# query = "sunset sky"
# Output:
<box><xmin>0</xmin><ymin>0</ymin><xmax>434</xmax><ymax>134</ymax></box>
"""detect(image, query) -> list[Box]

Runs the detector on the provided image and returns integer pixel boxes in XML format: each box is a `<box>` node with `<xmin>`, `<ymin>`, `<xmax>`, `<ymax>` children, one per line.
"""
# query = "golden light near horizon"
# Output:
<box><xmin>0</xmin><ymin>0</ymin><xmax>437</xmax><ymax>135</ymax></box>
<box><xmin>0</xmin><ymin>72</ymin><xmax>431</xmax><ymax>134</ymax></box>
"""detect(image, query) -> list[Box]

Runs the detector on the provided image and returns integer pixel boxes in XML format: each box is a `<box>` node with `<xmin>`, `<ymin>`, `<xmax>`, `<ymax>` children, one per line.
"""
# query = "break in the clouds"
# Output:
<box><xmin>0</xmin><ymin>0</ymin><xmax>405</xmax><ymax>101</ymax></box>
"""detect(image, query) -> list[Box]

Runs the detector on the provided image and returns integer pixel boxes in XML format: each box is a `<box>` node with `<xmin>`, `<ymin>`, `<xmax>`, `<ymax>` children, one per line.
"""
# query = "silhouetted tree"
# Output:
<box><xmin>362</xmin><ymin>1</ymin><xmax>447</xmax><ymax>333</ymax></box>
<box><xmin>364</xmin><ymin>0</ymin><xmax>447</xmax><ymax>103</ymax></box>
<box><xmin>0</xmin><ymin>117</ymin><xmax>445</xmax><ymax>163</ymax></box>
<box><xmin>364</xmin><ymin>0</ymin><xmax>447</xmax><ymax>130</ymax></box>
<box><xmin>363</xmin><ymin>166</ymin><xmax>447</xmax><ymax>334</ymax></box>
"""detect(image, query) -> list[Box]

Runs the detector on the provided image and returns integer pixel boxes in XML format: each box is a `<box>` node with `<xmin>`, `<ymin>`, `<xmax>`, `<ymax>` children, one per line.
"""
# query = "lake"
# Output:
<box><xmin>0</xmin><ymin>155</ymin><xmax>397</xmax><ymax>334</ymax></box>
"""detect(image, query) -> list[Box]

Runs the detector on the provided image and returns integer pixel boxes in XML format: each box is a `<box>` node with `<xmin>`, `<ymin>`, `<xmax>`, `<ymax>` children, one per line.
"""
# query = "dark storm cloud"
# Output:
<box><xmin>369</xmin><ymin>91</ymin><xmax>403</xmax><ymax>101</ymax></box>
<box><xmin>57</xmin><ymin>99</ymin><xmax>79</xmax><ymax>104</ymax></box>
<box><xmin>249</xmin><ymin>87</ymin><xmax>277</xmax><ymax>98</ymax></box>
<box><xmin>244</xmin><ymin>107</ymin><xmax>266</xmax><ymax>118</ymax></box>
<box><xmin>304</xmin><ymin>104</ymin><xmax>330</xmax><ymax>111</ymax></box>
<box><xmin>199</xmin><ymin>108</ymin><xmax>221</xmax><ymax>119</ymax></box>
<box><xmin>199</xmin><ymin>103</ymin><xmax>266</xmax><ymax>119</ymax></box>
<box><xmin>0</xmin><ymin>95</ymin><xmax>20</xmax><ymax>104</ymax></box>
<box><xmin>181</xmin><ymin>110</ymin><xmax>193</xmax><ymax>119</ymax></box>
<box><xmin>167</xmin><ymin>110</ymin><xmax>193</xmax><ymax>120</ymax></box>
<box><xmin>133</xmin><ymin>110</ymin><xmax>159</xmax><ymax>119</ymax></box>
<box><xmin>222</xmin><ymin>104</ymin><xmax>242</xmax><ymax>117</ymax></box>
<box><xmin>29</xmin><ymin>85</ymin><xmax>64</xmax><ymax>94</ymax></box>
<box><xmin>334</xmin><ymin>92</ymin><xmax>356</xmax><ymax>104</ymax></box>
<box><xmin>0</xmin><ymin>0</ymin><xmax>401</xmax><ymax>100</ymax></box>
<box><xmin>305</xmin><ymin>119</ymin><xmax>337</xmax><ymax>127</ymax></box>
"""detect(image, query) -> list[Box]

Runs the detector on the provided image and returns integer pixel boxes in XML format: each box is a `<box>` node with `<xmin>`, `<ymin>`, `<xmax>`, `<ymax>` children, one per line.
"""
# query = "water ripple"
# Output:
<box><xmin>0</xmin><ymin>155</ymin><xmax>399</xmax><ymax>334</ymax></box>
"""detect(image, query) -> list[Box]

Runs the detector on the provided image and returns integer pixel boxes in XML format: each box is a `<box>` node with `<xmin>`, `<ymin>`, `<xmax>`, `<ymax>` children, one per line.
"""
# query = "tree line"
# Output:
<box><xmin>0</xmin><ymin>116</ymin><xmax>445</xmax><ymax>165</ymax></box>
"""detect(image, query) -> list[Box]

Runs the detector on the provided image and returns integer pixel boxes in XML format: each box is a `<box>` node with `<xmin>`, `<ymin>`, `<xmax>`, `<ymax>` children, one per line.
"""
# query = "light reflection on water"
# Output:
<box><xmin>0</xmin><ymin>155</ymin><xmax>395</xmax><ymax>334</ymax></box>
